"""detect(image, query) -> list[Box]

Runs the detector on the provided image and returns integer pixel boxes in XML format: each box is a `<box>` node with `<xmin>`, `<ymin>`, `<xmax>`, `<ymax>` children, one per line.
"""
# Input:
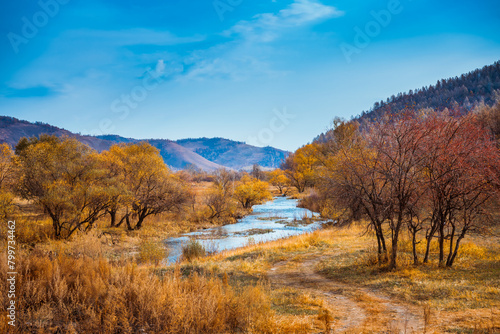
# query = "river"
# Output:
<box><xmin>165</xmin><ymin>196</ymin><xmax>327</xmax><ymax>263</ymax></box>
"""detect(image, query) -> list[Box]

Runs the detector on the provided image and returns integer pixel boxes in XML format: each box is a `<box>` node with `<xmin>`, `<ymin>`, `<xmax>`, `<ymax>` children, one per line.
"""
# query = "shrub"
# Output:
<box><xmin>137</xmin><ymin>240</ymin><xmax>167</xmax><ymax>266</ymax></box>
<box><xmin>182</xmin><ymin>239</ymin><xmax>206</xmax><ymax>262</ymax></box>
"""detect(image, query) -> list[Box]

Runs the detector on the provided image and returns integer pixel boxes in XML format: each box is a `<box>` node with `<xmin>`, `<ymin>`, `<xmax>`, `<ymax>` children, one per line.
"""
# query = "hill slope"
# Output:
<box><xmin>358</xmin><ymin>60</ymin><xmax>500</xmax><ymax>121</ymax></box>
<box><xmin>0</xmin><ymin>116</ymin><xmax>287</xmax><ymax>171</ymax></box>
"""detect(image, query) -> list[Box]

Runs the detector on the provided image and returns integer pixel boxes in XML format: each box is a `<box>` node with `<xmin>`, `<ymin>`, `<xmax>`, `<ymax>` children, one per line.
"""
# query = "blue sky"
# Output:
<box><xmin>1</xmin><ymin>0</ymin><xmax>499</xmax><ymax>151</ymax></box>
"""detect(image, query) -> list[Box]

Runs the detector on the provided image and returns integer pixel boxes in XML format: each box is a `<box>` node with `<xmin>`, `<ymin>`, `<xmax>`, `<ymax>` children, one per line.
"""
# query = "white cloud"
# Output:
<box><xmin>225</xmin><ymin>0</ymin><xmax>343</xmax><ymax>42</ymax></box>
<box><xmin>181</xmin><ymin>0</ymin><xmax>343</xmax><ymax>82</ymax></box>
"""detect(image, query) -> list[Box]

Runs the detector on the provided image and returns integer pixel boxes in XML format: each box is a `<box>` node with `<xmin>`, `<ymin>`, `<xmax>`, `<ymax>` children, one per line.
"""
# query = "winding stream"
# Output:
<box><xmin>165</xmin><ymin>197</ymin><xmax>327</xmax><ymax>263</ymax></box>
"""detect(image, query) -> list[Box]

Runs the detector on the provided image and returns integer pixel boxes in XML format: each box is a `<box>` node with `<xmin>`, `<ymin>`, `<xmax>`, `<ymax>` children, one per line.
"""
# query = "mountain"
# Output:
<box><xmin>175</xmin><ymin>138</ymin><xmax>289</xmax><ymax>170</ymax></box>
<box><xmin>0</xmin><ymin>116</ymin><xmax>288</xmax><ymax>171</ymax></box>
<box><xmin>358</xmin><ymin>60</ymin><xmax>500</xmax><ymax>122</ymax></box>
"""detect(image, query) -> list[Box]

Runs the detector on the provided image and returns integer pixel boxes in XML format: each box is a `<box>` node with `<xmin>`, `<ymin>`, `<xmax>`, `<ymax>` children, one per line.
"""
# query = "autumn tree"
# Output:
<box><xmin>0</xmin><ymin>144</ymin><xmax>15</xmax><ymax>219</ymax></box>
<box><xmin>101</xmin><ymin>143</ymin><xmax>192</xmax><ymax>230</ymax></box>
<box><xmin>418</xmin><ymin>113</ymin><xmax>500</xmax><ymax>266</ymax></box>
<box><xmin>205</xmin><ymin>168</ymin><xmax>236</xmax><ymax>219</ymax></box>
<box><xmin>15</xmin><ymin>136</ymin><xmax>114</xmax><ymax>238</ymax></box>
<box><xmin>369</xmin><ymin>114</ymin><xmax>431</xmax><ymax>270</ymax></box>
<box><xmin>98</xmin><ymin>147</ymin><xmax>132</xmax><ymax>227</ymax></box>
<box><xmin>282</xmin><ymin>144</ymin><xmax>318</xmax><ymax>193</ymax></box>
<box><xmin>313</xmin><ymin>113</ymin><xmax>500</xmax><ymax>269</ymax></box>
<box><xmin>268</xmin><ymin>169</ymin><xmax>291</xmax><ymax>195</ymax></box>
<box><xmin>233</xmin><ymin>175</ymin><xmax>272</xmax><ymax>209</ymax></box>
<box><xmin>313</xmin><ymin>120</ymin><xmax>391</xmax><ymax>263</ymax></box>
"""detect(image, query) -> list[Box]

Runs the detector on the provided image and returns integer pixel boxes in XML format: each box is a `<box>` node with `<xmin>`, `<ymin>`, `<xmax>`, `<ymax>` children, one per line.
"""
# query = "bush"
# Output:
<box><xmin>182</xmin><ymin>239</ymin><xmax>206</xmax><ymax>262</ymax></box>
<box><xmin>137</xmin><ymin>240</ymin><xmax>167</xmax><ymax>266</ymax></box>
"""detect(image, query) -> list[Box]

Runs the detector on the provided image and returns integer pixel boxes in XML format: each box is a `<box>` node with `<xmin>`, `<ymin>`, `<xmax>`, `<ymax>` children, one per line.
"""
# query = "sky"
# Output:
<box><xmin>1</xmin><ymin>0</ymin><xmax>499</xmax><ymax>151</ymax></box>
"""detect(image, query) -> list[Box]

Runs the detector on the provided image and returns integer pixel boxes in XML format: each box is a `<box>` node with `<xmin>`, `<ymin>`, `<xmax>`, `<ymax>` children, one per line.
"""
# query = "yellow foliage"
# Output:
<box><xmin>0</xmin><ymin>143</ymin><xmax>14</xmax><ymax>219</ymax></box>
<box><xmin>234</xmin><ymin>175</ymin><xmax>272</xmax><ymax>209</ymax></box>
<box><xmin>268</xmin><ymin>169</ymin><xmax>291</xmax><ymax>195</ymax></box>
<box><xmin>283</xmin><ymin>144</ymin><xmax>319</xmax><ymax>193</ymax></box>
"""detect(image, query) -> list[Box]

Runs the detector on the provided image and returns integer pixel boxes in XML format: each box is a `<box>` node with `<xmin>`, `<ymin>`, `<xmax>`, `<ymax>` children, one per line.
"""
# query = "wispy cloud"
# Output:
<box><xmin>0</xmin><ymin>85</ymin><xmax>60</xmax><ymax>98</ymax></box>
<box><xmin>4</xmin><ymin>28</ymin><xmax>202</xmax><ymax>94</ymax></box>
<box><xmin>224</xmin><ymin>0</ymin><xmax>344</xmax><ymax>42</ymax></box>
<box><xmin>181</xmin><ymin>0</ymin><xmax>343</xmax><ymax>81</ymax></box>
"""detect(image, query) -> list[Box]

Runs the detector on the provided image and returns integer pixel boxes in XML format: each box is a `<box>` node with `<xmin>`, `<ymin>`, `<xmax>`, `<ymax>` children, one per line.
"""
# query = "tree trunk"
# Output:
<box><xmin>53</xmin><ymin>219</ymin><xmax>61</xmax><ymax>239</ymax></box>
<box><xmin>376</xmin><ymin>230</ymin><xmax>382</xmax><ymax>263</ymax></box>
<box><xmin>109</xmin><ymin>209</ymin><xmax>117</xmax><ymax>227</ymax></box>
<box><xmin>133</xmin><ymin>209</ymin><xmax>148</xmax><ymax>230</ymax></box>
<box><xmin>380</xmin><ymin>227</ymin><xmax>387</xmax><ymax>256</ymax></box>
<box><xmin>389</xmin><ymin>232</ymin><xmax>399</xmax><ymax>270</ymax></box>
<box><xmin>126</xmin><ymin>214</ymin><xmax>133</xmax><ymax>230</ymax></box>
<box><xmin>423</xmin><ymin>223</ymin><xmax>438</xmax><ymax>263</ymax></box>
<box><xmin>411</xmin><ymin>228</ymin><xmax>419</xmax><ymax>265</ymax></box>
<box><xmin>446</xmin><ymin>224</ymin><xmax>456</xmax><ymax>266</ymax></box>
<box><xmin>438</xmin><ymin>223</ymin><xmax>445</xmax><ymax>267</ymax></box>
<box><xmin>115</xmin><ymin>214</ymin><xmax>126</xmax><ymax>227</ymax></box>
<box><xmin>447</xmin><ymin>228</ymin><xmax>466</xmax><ymax>267</ymax></box>
<box><xmin>388</xmin><ymin>217</ymin><xmax>402</xmax><ymax>271</ymax></box>
<box><xmin>374</xmin><ymin>223</ymin><xmax>387</xmax><ymax>263</ymax></box>
<box><xmin>45</xmin><ymin>207</ymin><xmax>62</xmax><ymax>239</ymax></box>
<box><xmin>135</xmin><ymin>215</ymin><xmax>145</xmax><ymax>230</ymax></box>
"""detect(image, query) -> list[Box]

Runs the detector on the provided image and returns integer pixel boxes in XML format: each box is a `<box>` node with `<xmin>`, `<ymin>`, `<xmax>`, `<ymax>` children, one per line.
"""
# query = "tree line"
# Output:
<box><xmin>312</xmin><ymin>61</ymin><xmax>500</xmax><ymax>140</ymax></box>
<box><xmin>0</xmin><ymin>136</ymin><xmax>273</xmax><ymax>239</ymax></box>
<box><xmin>282</xmin><ymin>103</ymin><xmax>500</xmax><ymax>269</ymax></box>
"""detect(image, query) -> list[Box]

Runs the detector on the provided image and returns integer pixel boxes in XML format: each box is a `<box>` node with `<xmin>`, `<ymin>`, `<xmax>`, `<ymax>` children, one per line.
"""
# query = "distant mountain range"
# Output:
<box><xmin>0</xmin><ymin>116</ymin><xmax>289</xmax><ymax>171</ymax></box>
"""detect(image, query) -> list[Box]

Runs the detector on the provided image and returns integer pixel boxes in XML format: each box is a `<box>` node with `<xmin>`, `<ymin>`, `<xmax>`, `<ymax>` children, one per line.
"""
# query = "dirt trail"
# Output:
<box><xmin>267</xmin><ymin>255</ymin><xmax>426</xmax><ymax>333</ymax></box>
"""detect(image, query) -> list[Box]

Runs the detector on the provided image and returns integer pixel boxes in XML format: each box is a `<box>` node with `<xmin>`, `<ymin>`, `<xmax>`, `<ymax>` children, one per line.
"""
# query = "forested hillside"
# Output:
<box><xmin>358</xmin><ymin>60</ymin><xmax>500</xmax><ymax>121</ymax></box>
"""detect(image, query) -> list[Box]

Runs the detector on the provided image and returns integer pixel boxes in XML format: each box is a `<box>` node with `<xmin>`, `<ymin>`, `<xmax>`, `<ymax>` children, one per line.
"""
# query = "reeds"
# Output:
<box><xmin>0</xmin><ymin>250</ymin><xmax>279</xmax><ymax>334</ymax></box>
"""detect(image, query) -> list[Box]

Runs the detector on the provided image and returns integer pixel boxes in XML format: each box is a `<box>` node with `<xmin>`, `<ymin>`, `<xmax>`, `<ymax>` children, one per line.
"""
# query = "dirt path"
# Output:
<box><xmin>267</xmin><ymin>254</ymin><xmax>426</xmax><ymax>333</ymax></box>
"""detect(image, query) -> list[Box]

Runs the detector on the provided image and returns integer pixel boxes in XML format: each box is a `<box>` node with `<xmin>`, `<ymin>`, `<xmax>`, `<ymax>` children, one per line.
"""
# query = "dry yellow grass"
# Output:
<box><xmin>0</xmin><ymin>247</ymin><xmax>289</xmax><ymax>334</ymax></box>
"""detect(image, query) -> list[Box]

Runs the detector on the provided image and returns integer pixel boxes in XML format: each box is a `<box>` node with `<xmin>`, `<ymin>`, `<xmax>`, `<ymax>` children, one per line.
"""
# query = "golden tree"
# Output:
<box><xmin>268</xmin><ymin>169</ymin><xmax>291</xmax><ymax>195</ymax></box>
<box><xmin>15</xmin><ymin>136</ymin><xmax>115</xmax><ymax>238</ymax></box>
<box><xmin>233</xmin><ymin>175</ymin><xmax>272</xmax><ymax>209</ymax></box>
<box><xmin>101</xmin><ymin>142</ymin><xmax>192</xmax><ymax>230</ymax></box>
<box><xmin>0</xmin><ymin>143</ymin><xmax>15</xmax><ymax>219</ymax></box>
<box><xmin>282</xmin><ymin>144</ymin><xmax>318</xmax><ymax>193</ymax></box>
